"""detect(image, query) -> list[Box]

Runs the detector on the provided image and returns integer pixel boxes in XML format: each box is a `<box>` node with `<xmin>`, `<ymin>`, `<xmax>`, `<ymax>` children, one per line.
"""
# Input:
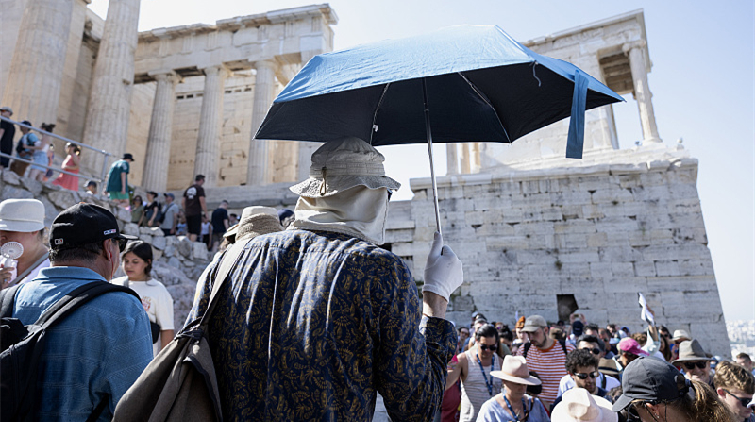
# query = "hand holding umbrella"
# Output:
<box><xmin>423</xmin><ymin>231</ymin><xmax>463</xmax><ymax>305</ymax></box>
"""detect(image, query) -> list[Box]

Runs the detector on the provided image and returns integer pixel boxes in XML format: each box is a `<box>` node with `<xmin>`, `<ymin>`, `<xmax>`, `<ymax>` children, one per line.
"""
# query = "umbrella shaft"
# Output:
<box><xmin>423</xmin><ymin>78</ymin><xmax>443</xmax><ymax>236</ymax></box>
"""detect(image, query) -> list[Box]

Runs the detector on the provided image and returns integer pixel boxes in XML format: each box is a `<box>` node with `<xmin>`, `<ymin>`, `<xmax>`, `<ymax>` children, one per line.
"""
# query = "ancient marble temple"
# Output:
<box><xmin>0</xmin><ymin>4</ymin><xmax>729</xmax><ymax>357</ymax></box>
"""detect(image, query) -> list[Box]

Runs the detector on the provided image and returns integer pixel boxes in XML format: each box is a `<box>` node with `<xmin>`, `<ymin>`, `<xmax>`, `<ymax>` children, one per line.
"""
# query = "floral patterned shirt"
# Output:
<box><xmin>188</xmin><ymin>229</ymin><xmax>457</xmax><ymax>421</ymax></box>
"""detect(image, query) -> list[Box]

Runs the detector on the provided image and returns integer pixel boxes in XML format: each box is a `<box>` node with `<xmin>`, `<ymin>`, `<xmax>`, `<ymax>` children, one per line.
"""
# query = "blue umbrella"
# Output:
<box><xmin>256</xmin><ymin>25</ymin><xmax>623</xmax><ymax>232</ymax></box>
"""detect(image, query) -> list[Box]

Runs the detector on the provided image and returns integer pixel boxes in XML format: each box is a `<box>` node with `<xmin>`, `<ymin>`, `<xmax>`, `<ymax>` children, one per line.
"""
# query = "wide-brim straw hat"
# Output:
<box><xmin>671</xmin><ymin>329</ymin><xmax>691</xmax><ymax>343</ymax></box>
<box><xmin>0</xmin><ymin>199</ymin><xmax>45</xmax><ymax>232</ymax></box>
<box><xmin>289</xmin><ymin>137</ymin><xmax>401</xmax><ymax>198</ymax></box>
<box><xmin>234</xmin><ymin>206</ymin><xmax>284</xmax><ymax>242</ymax></box>
<box><xmin>598</xmin><ymin>358</ymin><xmax>620</xmax><ymax>376</ymax></box>
<box><xmin>490</xmin><ymin>356</ymin><xmax>541</xmax><ymax>386</ymax></box>
<box><xmin>551</xmin><ymin>388</ymin><xmax>617</xmax><ymax>422</ymax></box>
<box><xmin>671</xmin><ymin>339</ymin><xmax>714</xmax><ymax>363</ymax></box>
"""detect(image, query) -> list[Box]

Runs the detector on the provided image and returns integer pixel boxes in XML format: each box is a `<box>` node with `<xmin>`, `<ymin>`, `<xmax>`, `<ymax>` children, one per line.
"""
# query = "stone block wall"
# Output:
<box><xmin>387</xmin><ymin>148</ymin><xmax>729</xmax><ymax>357</ymax></box>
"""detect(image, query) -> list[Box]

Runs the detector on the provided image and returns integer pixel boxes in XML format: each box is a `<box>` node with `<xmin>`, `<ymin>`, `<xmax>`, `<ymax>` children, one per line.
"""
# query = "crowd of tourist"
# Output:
<box><xmin>0</xmin><ymin>137</ymin><xmax>751</xmax><ymax>422</ymax></box>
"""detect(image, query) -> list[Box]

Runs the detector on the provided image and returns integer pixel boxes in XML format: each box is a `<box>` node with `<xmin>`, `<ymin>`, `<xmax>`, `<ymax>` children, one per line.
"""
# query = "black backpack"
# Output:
<box><xmin>0</xmin><ymin>281</ymin><xmax>140</xmax><ymax>422</ymax></box>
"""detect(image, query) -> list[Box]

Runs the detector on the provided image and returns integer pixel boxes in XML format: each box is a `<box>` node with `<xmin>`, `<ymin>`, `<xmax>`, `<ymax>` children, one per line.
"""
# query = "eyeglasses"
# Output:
<box><xmin>723</xmin><ymin>389</ymin><xmax>752</xmax><ymax>408</ymax></box>
<box><xmin>581</xmin><ymin>347</ymin><xmax>601</xmax><ymax>355</ymax></box>
<box><xmin>626</xmin><ymin>403</ymin><xmax>644</xmax><ymax>422</ymax></box>
<box><xmin>682</xmin><ymin>361</ymin><xmax>707</xmax><ymax>370</ymax></box>
<box><xmin>478</xmin><ymin>344</ymin><xmax>497</xmax><ymax>351</ymax></box>
<box><xmin>573</xmin><ymin>371</ymin><xmax>600</xmax><ymax>379</ymax></box>
<box><xmin>114</xmin><ymin>238</ymin><xmax>127</xmax><ymax>252</ymax></box>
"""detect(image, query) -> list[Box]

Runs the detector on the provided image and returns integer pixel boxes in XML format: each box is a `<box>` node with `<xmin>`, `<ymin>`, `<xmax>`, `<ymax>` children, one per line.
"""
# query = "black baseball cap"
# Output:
<box><xmin>612</xmin><ymin>357</ymin><xmax>690</xmax><ymax>411</ymax></box>
<box><xmin>50</xmin><ymin>203</ymin><xmax>137</xmax><ymax>249</ymax></box>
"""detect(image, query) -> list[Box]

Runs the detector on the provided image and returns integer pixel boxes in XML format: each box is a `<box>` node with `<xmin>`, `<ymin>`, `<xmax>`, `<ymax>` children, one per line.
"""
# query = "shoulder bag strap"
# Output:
<box><xmin>197</xmin><ymin>240</ymin><xmax>249</xmax><ymax>328</ymax></box>
<box><xmin>523</xmin><ymin>342</ymin><xmax>531</xmax><ymax>359</ymax></box>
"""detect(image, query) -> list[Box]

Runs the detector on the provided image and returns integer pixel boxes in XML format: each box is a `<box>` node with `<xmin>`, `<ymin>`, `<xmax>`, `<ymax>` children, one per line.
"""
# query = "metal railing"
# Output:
<box><xmin>0</xmin><ymin>116</ymin><xmax>112</xmax><ymax>182</ymax></box>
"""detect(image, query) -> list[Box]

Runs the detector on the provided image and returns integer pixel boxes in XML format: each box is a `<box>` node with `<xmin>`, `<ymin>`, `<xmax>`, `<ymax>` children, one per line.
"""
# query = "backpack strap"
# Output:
<box><xmin>523</xmin><ymin>342</ymin><xmax>531</xmax><ymax>359</ymax></box>
<box><xmin>35</xmin><ymin>281</ymin><xmax>139</xmax><ymax>328</ymax></box>
<box><xmin>559</xmin><ymin>340</ymin><xmax>567</xmax><ymax>355</ymax></box>
<box><xmin>0</xmin><ymin>284</ymin><xmax>23</xmax><ymax>319</ymax></box>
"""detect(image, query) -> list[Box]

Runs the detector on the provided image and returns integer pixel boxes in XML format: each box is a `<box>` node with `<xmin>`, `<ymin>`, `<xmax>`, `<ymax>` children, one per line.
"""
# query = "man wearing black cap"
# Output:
<box><xmin>106</xmin><ymin>153</ymin><xmax>134</xmax><ymax>207</ymax></box>
<box><xmin>9</xmin><ymin>203</ymin><xmax>152</xmax><ymax>420</ymax></box>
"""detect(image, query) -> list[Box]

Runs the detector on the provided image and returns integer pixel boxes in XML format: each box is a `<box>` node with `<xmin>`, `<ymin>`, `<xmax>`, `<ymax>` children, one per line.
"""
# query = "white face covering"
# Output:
<box><xmin>292</xmin><ymin>186</ymin><xmax>390</xmax><ymax>245</ymax></box>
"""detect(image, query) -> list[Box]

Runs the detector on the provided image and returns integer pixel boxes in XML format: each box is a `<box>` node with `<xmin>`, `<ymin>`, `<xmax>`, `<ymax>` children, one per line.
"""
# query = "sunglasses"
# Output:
<box><xmin>478</xmin><ymin>344</ymin><xmax>497</xmax><ymax>351</ymax></box>
<box><xmin>682</xmin><ymin>361</ymin><xmax>708</xmax><ymax>370</ymax></box>
<box><xmin>723</xmin><ymin>389</ymin><xmax>752</xmax><ymax>408</ymax></box>
<box><xmin>581</xmin><ymin>347</ymin><xmax>601</xmax><ymax>355</ymax></box>
<box><xmin>573</xmin><ymin>371</ymin><xmax>600</xmax><ymax>379</ymax></box>
<box><xmin>112</xmin><ymin>237</ymin><xmax>127</xmax><ymax>252</ymax></box>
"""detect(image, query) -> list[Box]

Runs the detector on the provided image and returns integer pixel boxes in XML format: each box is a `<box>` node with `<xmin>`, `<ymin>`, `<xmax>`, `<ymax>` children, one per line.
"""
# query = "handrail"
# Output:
<box><xmin>0</xmin><ymin>116</ymin><xmax>113</xmax><ymax>181</ymax></box>
<box><xmin>0</xmin><ymin>152</ymin><xmax>98</xmax><ymax>182</ymax></box>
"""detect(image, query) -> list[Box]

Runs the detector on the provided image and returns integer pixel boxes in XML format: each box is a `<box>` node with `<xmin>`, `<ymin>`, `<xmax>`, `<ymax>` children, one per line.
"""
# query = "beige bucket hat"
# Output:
<box><xmin>0</xmin><ymin>199</ymin><xmax>45</xmax><ymax>232</ymax></box>
<box><xmin>551</xmin><ymin>388</ymin><xmax>617</xmax><ymax>422</ymax></box>
<box><xmin>289</xmin><ymin>137</ymin><xmax>401</xmax><ymax>198</ymax></box>
<box><xmin>490</xmin><ymin>356</ymin><xmax>542</xmax><ymax>386</ymax></box>
<box><xmin>230</xmin><ymin>206</ymin><xmax>283</xmax><ymax>243</ymax></box>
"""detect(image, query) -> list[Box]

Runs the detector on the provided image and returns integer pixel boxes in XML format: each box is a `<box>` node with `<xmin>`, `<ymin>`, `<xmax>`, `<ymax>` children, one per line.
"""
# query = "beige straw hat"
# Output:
<box><xmin>490</xmin><ymin>356</ymin><xmax>542</xmax><ymax>386</ymax></box>
<box><xmin>551</xmin><ymin>388</ymin><xmax>617</xmax><ymax>422</ymax></box>
<box><xmin>234</xmin><ymin>206</ymin><xmax>284</xmax><ymax>242</ymax></box>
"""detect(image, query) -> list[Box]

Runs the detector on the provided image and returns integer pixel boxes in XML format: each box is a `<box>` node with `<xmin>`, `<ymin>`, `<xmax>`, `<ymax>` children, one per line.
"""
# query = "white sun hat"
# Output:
<box><xmin>551</xmin><ymin>388</ymin><xmax>617</xmax><ymax>422</ymax></box>
<box><xmin>289</xmin><ymin>137</ymin><xmax>401</xmax><ymax>198</ymax></box>
<box><xmin>0</xmin><ymin>199</ymin><xmax>45</xmax><ymax>232</ymax></box>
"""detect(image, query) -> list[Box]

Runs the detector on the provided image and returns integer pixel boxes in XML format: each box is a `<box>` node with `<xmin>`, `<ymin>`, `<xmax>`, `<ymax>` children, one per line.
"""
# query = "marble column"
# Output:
<box><xmin>194</xmin><ymin>65</ymin><xmax>228</xmax><ymax>187</ymax></box>
<box><xmin>81</xmin><ymin>0</ymin><xmax>142</xmax><ymax>177</ymax></box>
<box><xmin>446</xmin><ymin>144</ymin><xmax>459</xmax><ymax>175</ymax></box>
<box><xmin>470</xmin><ymin>142</ymin><xmax>481</xmax><ymax>174</ymax></box>
<box><xmin>460</xmin><ymin>143</ymin><xmax>471</xmax><ymax>174</ymax></box>
<box><xmin>624</xmin><ymin>41</ymin><xmax>662</xmax><ymax>144</ymax></box>
<box><xmin>1</xmin><ymin>0</ymin><xmax>73</xmax><ymax>127</ymax></box>
<box><xmin>141</xmin><ymin>71</ymin><xmax>178</xmax><ymax>192</ymax></box>
<box><xmin>247</xmin><ymin>59</ymin><xmax>278</xmax><ymax>186</ymax></box>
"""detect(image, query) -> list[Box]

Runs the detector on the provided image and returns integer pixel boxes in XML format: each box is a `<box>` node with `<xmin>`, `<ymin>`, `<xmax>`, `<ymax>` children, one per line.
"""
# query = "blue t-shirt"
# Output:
<box><xmin>477</xmin><ymin>395</ymin><xmax>549</xmax><ymax>422</ymax></box>
<box><xmin>107</xmin><ymin>159</ymin><xmax>130</xmax><ymax>193</ymax></box>
<box><xmin>13</xmin><ymin>266</ymin><xmax>153</xmax><ymax>421</ymax></box>
<box><xmin>210</xmin><ymin>208</ymin><xmax>228</xmax><ymax>234</ymax></box>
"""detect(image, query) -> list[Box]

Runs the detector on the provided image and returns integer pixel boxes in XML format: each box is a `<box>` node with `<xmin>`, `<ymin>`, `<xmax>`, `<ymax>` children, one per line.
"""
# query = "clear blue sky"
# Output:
<box><xmin>91</xmin><ymin>0</ymin><xmax>754</xmax><ymax>321</ymax></box>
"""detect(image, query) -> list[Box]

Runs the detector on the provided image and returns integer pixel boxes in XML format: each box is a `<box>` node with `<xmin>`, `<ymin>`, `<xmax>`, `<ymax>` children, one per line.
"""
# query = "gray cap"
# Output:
<box><xmin>612</xmin><ymin>357</ymin><xmax>690</xmax><ymax>412</ymax></box>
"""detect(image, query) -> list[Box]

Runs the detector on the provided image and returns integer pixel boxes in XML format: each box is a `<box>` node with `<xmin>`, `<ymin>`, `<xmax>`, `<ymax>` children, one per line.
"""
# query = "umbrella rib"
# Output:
<box><xmin>457</xmin><ymin>72</ymin><xmax>512</xmax><ymax>143</ymax></box>
<box><xmin>369</xmin><ymin>83</ymin><xmax>392</xmax><ymax>145</ymax></box>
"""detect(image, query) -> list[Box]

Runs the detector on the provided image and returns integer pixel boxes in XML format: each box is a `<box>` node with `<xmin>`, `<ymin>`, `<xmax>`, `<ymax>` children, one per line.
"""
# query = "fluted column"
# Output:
<box><xmin>81</xmin><ymin>0</ymin><xmax>141</xmax><ymax>177</ymax></box>
<box><xmin>1</xmin><ymin>0</ymin><xmax>73</xmax><ymax>126</ymax></box>
<box><xmin>247</xmin><ymin>59</ymin><xmax>278</xmax><ymax>186</ymax></box>
<box><xmin>446</xmin><ymin>144</ymin><xmax>459</xmax><ymax>175</ymax></box>
<box><xmin>141</xmin><ymin>71</ymin><xmax>178</xmax><ymax>192</ymax></box>
<box><xmin>624</xmin><ymin>41</ymin><xmax>662</xmax><ymax>144</ymax></box>
<box><xmin>194</xmin><ymin>65</ymin><xmax>228</xmax><ymax>187</ymax></box>
<box><xmin>460</xmin><ymin>143</ymin><xmax>471</xmax><ymax>174</ymax></box>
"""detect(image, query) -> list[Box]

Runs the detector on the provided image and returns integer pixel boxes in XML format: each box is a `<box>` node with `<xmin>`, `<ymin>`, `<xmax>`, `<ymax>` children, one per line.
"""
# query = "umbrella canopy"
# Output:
<box><xmin>256</xmin><ymin>25</ymin><xmax>623</xmax><ymax>159</ymax></box>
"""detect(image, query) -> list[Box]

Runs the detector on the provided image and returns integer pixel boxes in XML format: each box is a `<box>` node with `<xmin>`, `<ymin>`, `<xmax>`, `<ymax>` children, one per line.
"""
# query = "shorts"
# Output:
<box><xmin>186</xmin><ymin>214</ymin><xmax>202</xmax><ymax>235</ymax></box>
<box><xmin>211</xmin><ymin>232</ymin><xmax>225</xmax><ymax>245</ymax></box>
<box><xmin>109</xmin><ymin>191</ymin><xmax>129</xmax><ymax>200</ymax></box>
<box><xmin>29</xmin><ymin>152</ymin><xmax>47</xmax><ymax>172</ymax></box>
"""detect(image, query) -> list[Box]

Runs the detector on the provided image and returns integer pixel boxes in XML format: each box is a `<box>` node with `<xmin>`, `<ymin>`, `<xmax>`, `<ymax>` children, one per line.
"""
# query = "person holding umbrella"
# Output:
<box><xmin>187</xmin><ymin>137</ymin><xmax>463</xmax><ymax>421</ymax></box>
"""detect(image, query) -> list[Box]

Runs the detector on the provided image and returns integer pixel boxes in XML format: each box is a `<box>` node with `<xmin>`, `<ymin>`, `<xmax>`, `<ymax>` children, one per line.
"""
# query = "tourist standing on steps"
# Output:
<box><xmin>446</xmin><ymin>324</ymin><xmax>503</xmax><ymax>422</ymax></box>
<box><xmin>186</xmin><ymin>137</ymin><xmax>462</xmax><ymax>421</ymax></box>
<box><xmin>8</xmin><ymin>203</ymin><xmax>150</xmax><ymax>420</ymax></box>
<box><xmin>11</xmin><ymin>121</ymin><xmax>37</xmax><ymax>177</ymax></box>
<box><xmin>51</xmin><ymin>143</ymin><xmax>80</xmax><ymax>191</ymax></box>
<box><xmin>112</xmin><ymin>241</ymin><xmax>175</xmax><ymax>357</ymax></box>
<box><xmin>0</xmin><ymin>106</ymin><xmax>15</xmax><ymax>170</ymax></box>
<box><xmin>159</xmin><ymin>193</ymin><xmax>179</xmax><ymax>236</ymax></box>
<box><xmin>209</xmin><ymin>200</ymin><xmax>229</xmax><ymax>251</ymax></box>
<box><xmin>143</xmin><ymin>191</ymin><xmax>160</xmax><ymax>227</ymax></box>
<box><xmin>182</xmin><ymin>174</ymin><xmax>207</xmax><ymax>242</ymax></box>
<box><xmin>106</xmin><ymin>153</ymin><xmax>134</xmax><ymax>208</ymax></box>
<box><xmin>0</xmin><ymin>199</ymin><xmax>51</xmax><ymax>289</ymax></box>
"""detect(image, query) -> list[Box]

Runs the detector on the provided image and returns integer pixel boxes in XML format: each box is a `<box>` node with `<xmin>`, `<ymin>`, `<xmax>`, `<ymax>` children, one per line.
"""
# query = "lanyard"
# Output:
<box><xmin>503</xmin><ymin>394</ymin><xmax>530</xmax><ymax>422</ymax></box>
<box><xmin>476</xmin><ymin>353</ymin><xmax>495</xmax><ymax>396</ymax></box>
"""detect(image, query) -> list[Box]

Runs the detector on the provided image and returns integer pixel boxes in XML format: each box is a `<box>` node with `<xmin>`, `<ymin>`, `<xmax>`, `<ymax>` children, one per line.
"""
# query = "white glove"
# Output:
<box><xmin>422</xmin><ymin>231</ymin><xmax>463</xmax><ymax>302</ymax></box>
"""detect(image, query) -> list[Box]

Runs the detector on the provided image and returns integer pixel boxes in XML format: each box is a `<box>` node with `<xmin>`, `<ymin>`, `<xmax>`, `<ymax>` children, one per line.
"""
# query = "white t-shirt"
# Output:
<box><xmin>111</xmin><ymin>276</ymin><xmax>175</xmax><ymax>357</ymax></box>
